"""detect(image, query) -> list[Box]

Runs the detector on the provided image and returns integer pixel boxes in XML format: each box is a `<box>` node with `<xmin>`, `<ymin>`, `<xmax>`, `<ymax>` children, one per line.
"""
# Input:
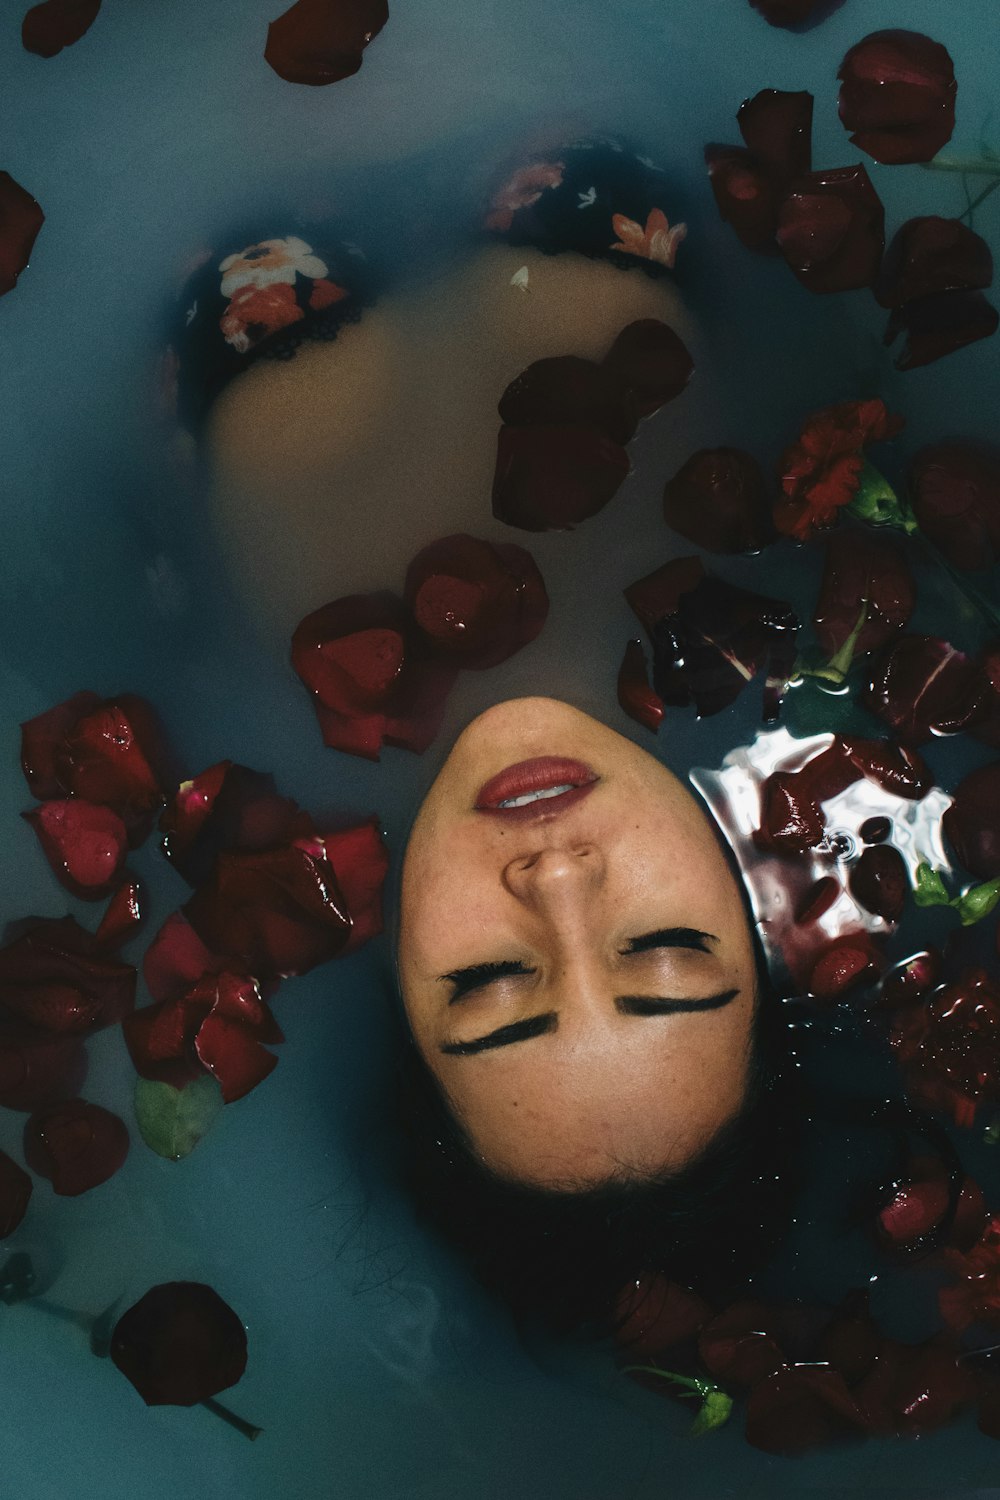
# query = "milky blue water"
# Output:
<box><xmin>3</xmin><ymin>1</ymin><xmax>1000</xmax><ymax>1495</ymax></box>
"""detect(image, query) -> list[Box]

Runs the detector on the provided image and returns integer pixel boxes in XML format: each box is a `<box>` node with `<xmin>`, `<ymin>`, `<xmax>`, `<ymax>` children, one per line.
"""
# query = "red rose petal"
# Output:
<box><xmin>405</xmin><ymin>534</ymin><xmax>549</xmax><ymax>668</ymax></box>
<box><xmin>876</xmin><ymin>217</ymin><xmax>993</xmax><ymax>309</ymax></box>
<box><xmin>891</xmin><ymin>972</ymin><xmax>1000</xmax><ymax>1128</ymax></box>
<box><xmin>24</xmin><ymin>1098</ymin><xmax>128</xmax><ymax>1196</ymax></box>
<box><xmin>814</xmin><ymin>528</ymin><xmax>915</xmax><ymax>660</ymax></box>
<box><xmin>600</xmin><ymin>319</ymin><xmax>694</xmax><ymax>418</ymax></box>
<box><xmin>754</xmin><ymin>771</ymin><xmax>826</xmax><ymax>855</ymax></box>
<box><xmin>909</xmin><ymin>441</ymin><xmax>1000</xmax><ymax>572</ymax></box>
<box><xmin>809</xmin><ymin>935</ymin><xmax>883</xmax><ymax>1000</ymax></box>
<box><xmin>53</xmin><ymin>695</ymin><xmax>169</xmax><ymax>836</ymax></box>
<box><xmin>20</xmin><ymin>691</ymin><xmax>100</xmax><ymax>799</ymax></box>
<box><xmin>663</xmin><ymin>448</ymin><xmax>774</xmax><ymax>554</ymax></box>
<box><xmin>0</xmin><ymin>1152</ymin><xmax>32</xmax><ymax>1238</ymax></box>
<box><xmin>21</xmin><ymin>0</ymin><xmax>101</xmax><ymax>56</ymax></box>
<box><xmin>795</xmin><ymin>875</ymin><xmax>840</xmax><ymax>925</ymax></box>
<box><xmin>776</xmin><ymin>397</ymin><xmax>904</xmax><ymax>540</ymax></box>
<box><xmin>0</xmin><ymin>1025</ymin><xmax>87</xmax><ymax>1111</ymax></box>
<box><xmin>841</xmin><ymin>737</ymin><xmax>932</xmax><ymax>800</ymax></box>
<box><xmin>617</xmin><ymin>640</ymin><xmax>664</xmax><ymax>733</ymax></box>
<box><xmin>848</xmin><ymin>845</ymin><xmax>907</xmax><ymax>922</ymax></box>
<box><xmin>319</xmin><ymin>817</ymin><xmax>388</xmax><ymax>954</ymax></box>
<box><xmin>110</xmin><ymin>1282</ymin><xmax>247</xmax><ymax>1407</ymax></box>
<box><xmin>624</xmin><ymin>556</ymin><xmax>705</xmax><ymax>635</ymax></box>
<box><xmin>264</xmin><ymin>0</ymin><xmax>388</xmax><ymax>86</ymax></box>
<box><xmin>123</xmin><ymin>999</ymin><xmax>204</xmax><ymax>1091</ymax></box>
<box><xmin>614</xmin><ymin>1275</ymin><xmax>711</xmax><ymax>1357</ymax></box>
<box><xmin>698</xmin><ymin>1301</ymin><xmax>786</xmax><ymax>1386</ymax></box>
<box><xmin>492</xmin><ymin>423</ymin><xmax>631</xmax><ymax>531</ymax></box>
<box><xmin>704</xmin><ymin>145</ymin><xmax>782</xmax><ymax>255</ymax></box>
<box><xmin>776</xmin><ymin>164</ymin><xmax>885</xmax><ymax>294</ymax></box>
<box><xmin>838</xmin><ymin>30</ymin><xmax>957</xmax><ymax>166</ymax></box>
<box><xmin>293</xmin><ymin>593</ymin><xmax>408</xmax><ymax>714</ymax></box>
<box><xmin>817</xmin><ymin>1291</ymin><xmax>881</xmax><ymax>1385</ymax></box>
<box><xmin>944</xmin><ymin>763</ymin><xmax>1000</xmax><ymax>880</ymax></box>
<box><xmin>24</xmin><ymin>799</ymin><xmax>128</xmax><ymax>900</ymax></box>
<box><xmin>0</xmin><ymin>916</ymin><xmax>135</xmax><ymax>1034</ymax></box>
<box><xmin>885</xmin><ymin>290</ymin><xmax>998</xmax><ymax>372</ymax></box>
<box><xmin>497</xmin><ymin>355</ymin><xmax>637</xmax><ymax>446</ymax></box>
<box><xmin>160</xmin><ymin>763</ymin><xmax>305</xmax><ymax>887</ymax></box>
<box><xmin>737</xmin><ymin>89</ymin><xmax>813</xmax><ymax>182</ymax></box>
<box><xmin>0</xmin><ymin>172</ymin><xmax>45</xmax><ymax>297</ymax></box>
<box><xmin>143</xmin><ymin>912</ymin><xmax>228</xmax><ymax>1006</ymax></box>
<box><xmin>864</xmin><ymin>635</ymin><xmax>986</xmax><ymax>743</ymax></box>
<box><xmin>880</xmin><ymin>950</ymin><xmax>942</xmax><ymax>1009</ymax></box>
<box><xmin>746</xmin><ymin>1364</ymin><xmax>869</xmax><ymax>1454</ymax></box>
<box><xmin>95</xmin><ymin>878</ymin><xmax>143</xmax><ymax>950</ymax></box>
<box><xmin>749</xmin><ymin>0</ymin><xmax>845</xmax><ymax>27</ymax></box>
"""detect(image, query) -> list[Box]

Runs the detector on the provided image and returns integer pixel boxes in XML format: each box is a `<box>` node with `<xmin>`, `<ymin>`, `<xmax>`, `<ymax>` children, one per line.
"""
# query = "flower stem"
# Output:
<box><xmin>920</xmin><ymin>155</ymin><xmax>1000</xmax><ymax>176</ymax></box>
<box><xmin>201</xmin><ymin>1396</ymin><xmax>263</xmax><ymax>1441</ymax></box>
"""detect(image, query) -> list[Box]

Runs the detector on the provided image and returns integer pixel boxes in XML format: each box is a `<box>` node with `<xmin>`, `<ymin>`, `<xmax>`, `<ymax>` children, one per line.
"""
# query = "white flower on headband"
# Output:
<box><xmin>610</xmin><ymin>209</ymin><xmax>687</xmax><ymax>269</ymax></box>
<box><xmin>219</xmin><ymin>237</ymin><xmax>328</xmax><ymax>298</ymax></box>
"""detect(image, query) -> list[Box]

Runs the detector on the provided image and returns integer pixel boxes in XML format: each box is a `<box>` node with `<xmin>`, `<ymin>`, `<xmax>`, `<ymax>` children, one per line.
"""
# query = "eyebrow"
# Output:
<box><xmin>438</xmin><ymin>988</ymin><xmax>740</xmax><ymax>1056</ymax></box>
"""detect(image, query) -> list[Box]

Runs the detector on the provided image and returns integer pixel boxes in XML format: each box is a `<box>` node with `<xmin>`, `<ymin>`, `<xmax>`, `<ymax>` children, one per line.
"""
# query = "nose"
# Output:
<box><xmin>502</xmin><ymin>842</ymin><xmax>605</xmax><ymax>909</ymax></box>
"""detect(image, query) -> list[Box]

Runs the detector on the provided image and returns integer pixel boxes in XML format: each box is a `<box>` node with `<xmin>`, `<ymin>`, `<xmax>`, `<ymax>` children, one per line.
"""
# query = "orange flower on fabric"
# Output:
<box><xmin>939</xmin><ymin>1216</ymin><xmax>1000</xmax><ymax>1331</ymax></box>
<box><xmin>485</xmin><ymin>161</ymin><xmax>565</xmax><ymax>232</ymax></box>
<box><xmin>610</xmin><ymin>208</ymin><xmax>687</xmax><ymax>269</ymax></box>
<box><xmin>775</xmin><ymin>396</ymin><xmax>904</xmax><ymax>540</ymax></box>
<box><xmin>308</xmin><ymin>277</ymin><xmax>348</xmax><ymax>311</ymax></box>
<box><xmin>220</xmin><ymin>282</ymin><xmax>304</xmax><ymax>354</ymax></box>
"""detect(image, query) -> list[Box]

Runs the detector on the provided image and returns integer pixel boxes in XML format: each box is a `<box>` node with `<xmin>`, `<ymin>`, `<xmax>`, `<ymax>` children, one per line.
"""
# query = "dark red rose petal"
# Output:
<box><xmin>624</xmin><ymin>556</ymin><xmax>704</xmax><ymax>635</ymax></box>
<box><xmin>880</xmin><ymin>950</ymin><xmax>942</xmax><ymax>1009</ymax></box>
<box><xmin>0</xmin><ymin>1025</ymin><xmax>87</xmax><ymax>1111</ymax></box>
<box><xmin>405</xmin><ymin>534</ymin><xmax>549</xmax><ymax>668</ymax></box>
<box><xmin>617</xmin><ymin>640</ymin><xmax>664</xmax><ymax>733</ymax></box>
<box><xmin>909</xmin><ymin>441</ymin><xmax>1000</xmax><ymax>572</ymax></box>
<box><xmin>160</xmin><ymin>762</ymin><xmax>306</xmax><ymax>887</ymax></box>
<box><xmin>21</xmin><ymin>0</ymin><xmax>101</xmax><ymax>55</ymax></box>
<box><xmin>492</xmin><ymin>423</ymin><xmax>630</xmax><ymax>531</ymax></box>
<box><xmin>53</xmin><ymin>695</ymin><xmax>170</xmax><ymax>836</ymax></box>
<box><xmin>110</xmin><ymin>1282</ymin><xmax>247</xmax><ymax>1406</ymax></box>
<box><xmin>497</xmin><ymin>356</ymin><xmax>636</xmax><ymax>446</ymax></box>
<box><xmin>885</xmin><ymin>290</ymin><xmax>999</xmax><ymax>372</ymax></box>
<box><xmin>944</xmin><ymin>763</ymin><xmax>1000</xmax><ymax>880</ymax></box>
<box><xmin>0</xmin><ymin>916</ymin><xmax>135</xmax><ymax>1034</ymax></box>
<box><xmin>841</xmin><ymin>737</ymin><xmax>932</xmax><ymax>800</ymax></box>
<box><xmin>848</xmin><ymin>845</ymin><xmax>907</xmax><ymax>922</ymax></box>
<box><xmin>24</xmin><ymin>799</ymin><xmax>128</xmax><ymax>901</ymax></box>
<box><xmin>737</xmin><ymin>89</ymin><xmax>813</xmax><ymax>181</ymax></box>
<box><xmin>860</xmin><ymin>817</ymin><xmax>891</xmax><ymax>845</ymax></box>
<box><xmin>814</xmin><ymin>528</ymin><xmax>914</xmax><ymax>660</ymax></box>
<box><xmin>817</xmin><ymin>1291</ymin><xmax>881</xmax><ymax>1385</ymax></box>
<box><xmin>749</xmin><ymin>0</ymin><xmax>845</xmax><ymax>28</ymax></box>
<box><xmin>795</xmin><ymin>876</ymin><xmax>840</xmax><ymax>925</ymax></box>
<box><xmin>0</xmin><ymin>172</ymin><xmax>45</xmax><ymax>297</ymax></box>
<box><xmin>663</xmin><ymin>448</ymin><xmax>774</xmax><ymax>554</ymax></box>
<box><xmin>891</xmin><ymin>970</ymin><xmax>1000</xmax><ymax>1127</ymax></box>
<box><xmin>319</xmin><ymin>817</ymin><xmax>388</xmax><ymax>954</ymax></box>
<box><xmin>143</xmin><ymin>912</ymin><xmax>229</xmax><ymax>1006</ymax></box>
<box><xmin>855</xmin><ymin>1334</ymin><xmax>976</xmax><ymax>1435</ymax></box>
<box><xmin>600</xmin><ymin>319</ymin><xmax>694</xmax><ymax>418</ymax></box>
<box><xmin>381</xmin><ymin>655</ymin><xmax>459</xmax><ymax>755</ymax></box>
<box><xmin>20</xmin><ymin>691</ymin><xmax>100</xmax><ymax>799</ymax></box>
<box><xmin>0</xmin><ymin>1152</ymin><xmax>32</xmax><ymax>1238</ymax></box>
<box><xmin>24</xmin><ymin>1098</ymin><xmax>128</xmax><ymax>1195</ymax></box>
<box><xmin>838</xmin><ymin>30</ymin><xmax>957</xmax><ymax>166</ymax></box>
<box><xmin>95</xmin><ymin>878</ymin><xmax>143</xmax><ymax>951</ymax></box>
<box><xmin>776</xmin><ymin>164</ymin><xmax>885</xmax><ymax>294</ymax></box>
<box><xmin>123</xmin><ymin>999</ymin><xmax>205</xmax><ymax>1093</ymax></box>
<box><xmin>809</xmin><ymin>934</ymin><xmax>883</xmax><ymax>1001</ymax></box>
<box><xmin>746</xmin><ymin>1364</ymin><xmax>869</xmax><ymax>1454</ymax></box>
<box><xmin>877</xmin><ymin>1161</ymin><xmax>985</xmax><ymax>1252</ymax></box>
<box><xmin>876</xmin><ymin>217</ymin><xmax>993</xmax><ymax>310</ymax></box>
<box><xmin>614</xmin><ymin>1275</ymin><xmax>711</xmax><ymax>1357</ymax></box>
<box><xmin>698</xmin><ymin>1301</ymin><xmax>786</xmax><ymax>1386</ymax></box>
<box><xmin>264</xmin><ymin>0</ymin><xmax>388</xmax><ymax>86</ymax></box>
<box><xmin>864</xmin><ymin>635</ymin><xmax>986</xmax><ymax>742</ymax></box>
<box><xmin>754</xmin><ymin>772</ymin><xmax>826</xmax><ymax>855</ymax></box>
<box><xmin>184</xmin><ymin>843</ymin><xmax>351</xmax><ymax>979</ymax></box>
<box><xmin>704</xmin><ymin>145</ymin><xmax>782</xmax><ymax>255</ymax></box>
<box><xmin>292</xmin><ymin>592</ymin><xmax>407</xmax><ymax>716</ymax></box>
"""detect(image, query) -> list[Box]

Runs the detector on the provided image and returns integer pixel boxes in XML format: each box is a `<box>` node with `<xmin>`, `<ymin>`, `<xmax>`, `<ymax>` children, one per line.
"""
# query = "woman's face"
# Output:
<box><xmin>399</xmin><ymin>698</ymin><xmax>759</xmax><ymax>1188</ymax></box>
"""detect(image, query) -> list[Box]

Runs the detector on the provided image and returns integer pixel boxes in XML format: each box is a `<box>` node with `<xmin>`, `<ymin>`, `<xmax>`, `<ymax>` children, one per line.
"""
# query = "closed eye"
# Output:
<box><xmin>441</xmin><ymin>958</ymin><xmax>536</xmax><ymax>1003</ymax></box>
<box><xmin>621</xmin><ymin>927</ymin><xmax>716</xmax><ymax>955</ymax></box>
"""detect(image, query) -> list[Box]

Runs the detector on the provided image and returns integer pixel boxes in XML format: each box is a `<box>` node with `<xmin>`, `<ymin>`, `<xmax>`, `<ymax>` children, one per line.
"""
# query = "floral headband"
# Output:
<box><xmin>169</xmin><ymin>224</ymin><xmax>378</xmax><ymax>433</ymax></box>
<box><xmin>483</xmin><ymin>138</ymin><xmax>688</xmax><ymax>276</ymax></box>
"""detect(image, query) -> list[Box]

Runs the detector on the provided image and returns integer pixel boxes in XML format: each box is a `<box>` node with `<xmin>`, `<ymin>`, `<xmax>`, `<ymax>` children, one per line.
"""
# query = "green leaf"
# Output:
<box><xmin>134</xmin><ymin>1075</ymin><xmax>223</xmax><ymax>1161</ymax></box>
<box><xmin>912</xmin><ymin>862</ymin><xmax>953</xmax><ymax>909</ymax></box>
<box><xmin>689</xmin><ymin>1389</ymin><xmax>733</xmax><ymax>1437</ymax></box>
<box><xmin>846</xmin><ymin>461</ymin><xmax>918</xmax><ymax>533</ymax></box>
<box><xmin>954</xmin><ymin>878</ymin><xmax>1000</xmax><ymax>926</ymax></box>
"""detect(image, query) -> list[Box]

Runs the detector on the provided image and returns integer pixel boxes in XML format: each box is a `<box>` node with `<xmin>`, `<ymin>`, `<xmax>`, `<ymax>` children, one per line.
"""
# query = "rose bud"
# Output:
<box><xmin>624</xmin><ymin>556</ymin><xmax>704</xmax><ymax>635</ymax></box>
<box><xmin>24</xmin><ymin>1098</ymin><xmax>129</xmax><ymax>1195</ymax></box>
<box><xmin>884</xmin><ymin>290</ymin><xmax>999</xmax><ymax>372</ymax></box>
<box><xmin>0</xmin><ymin>916</ymin><xmax>135</xmax><ymax>1035</ymax></box>
<box><xmin>0</xmin><ymin>1025</ymin><xmax>88</xmax><ymax>1111</ymax></box>
<box><xmin>814</xmin><ymin>528</ymin><xmax>914</xmax><ymax>661</ymax></box>
<box><xmin>617</xmin><ymin>640</ymin><xmax>664</xmax><ymax>733</ymax></box>
<box><xmin>497</xmin><ymin>355</ymin><xmax>637</xmax><ymax>445</ymax></box>
<box><xmin>404</xmin><ymin>534</ymin><xmax>549</xmax><ymax>668</ymax></box>
<box><xmin>776</xmin><ymin>164</ymin><xmax>885</xmax><ymax>294</ymax></box>
<box><xmin>944</xmin><ymin>762</ymin><xmax>1000</xmax><ymax>880</ymax></box>
<box><xmin>0</xmin><ymin>1152</ymin><xmax>32</xmax><ymax>1238</ymax></box>
<box><xmin>705</xmin><ymin>146</ymin><xmax>782</xmax><ymax>255</ymax></box>
<box><xmin>0</xmin><ymin>171</ymin><xmax>45</xmax><ymax>296</ymax></box>
<box><xmin>909</xmin><ymin>441</ymin><xmax>1000</xmax><ymax>572</ymax></box>
<box><xmin>110</xmin><ymin>1282</ymin><xmax>247</xmax><ymax>1406</ymax></box>
<box><xmin>663</xmin><ymin>448</ymin><xmax>774</xmax><ymax>554</ymax></box>
<box><xmin>23</xmin><ymin>799</ymin><xmax>129</xmax><ymax>901</ymax></box>
<box><xmin>876</xmin><ymin>218</ymin><xmax>993</xmax><ymax>310</ymax></box>
<box><xmin>600</xmin><ymin>319</ymin><xmax>694</xmax><ymax>418</ymax></box>
<box><xmin>848</xmin><ymin>845</ymin><xmax>908</xmax><ymax>922</ymax></box>
<box><xmin>837</xmin><ymin>30</ymin><xmax>957</xmax><ymax>166</ymax></box>
<box><xmin>264</xmin><ymin>0</ymin><xmax>388</xmax><ymax>86</ymax></box>
<box><xmin>22</xmin><ymin>0</ymin><xmax>102</xmax><ymax>57</ymax></box>
<box><xmin>492</xmin><ymin>423</ymin><xmax>630</xmax><ymax>531</ymax></box>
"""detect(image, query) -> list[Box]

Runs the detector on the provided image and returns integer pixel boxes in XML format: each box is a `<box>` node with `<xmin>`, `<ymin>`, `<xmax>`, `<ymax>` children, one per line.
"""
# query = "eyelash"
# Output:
<box><xmin>445</xmin><ymin>929</ymin><xmax>711</xmax><ymax>999</ymax></box>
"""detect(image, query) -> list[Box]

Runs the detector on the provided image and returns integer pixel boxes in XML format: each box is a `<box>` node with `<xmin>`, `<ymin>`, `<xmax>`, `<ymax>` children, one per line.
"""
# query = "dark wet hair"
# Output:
<box><xmin>394</xmin><ymin>946</ymin><xmax>805</xmax><ymax>1334</ymax></box>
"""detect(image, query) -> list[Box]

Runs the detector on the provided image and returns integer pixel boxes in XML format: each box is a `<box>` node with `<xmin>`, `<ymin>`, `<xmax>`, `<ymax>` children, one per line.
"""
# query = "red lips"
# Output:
<box><xmin>475</xmin><ymin>757</ymin><xmax>598</xmax><ymax>820</ymax></box>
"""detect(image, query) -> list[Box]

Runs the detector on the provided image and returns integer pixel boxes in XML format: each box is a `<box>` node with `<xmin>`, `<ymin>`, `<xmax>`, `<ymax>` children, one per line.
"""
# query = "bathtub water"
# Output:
<box><xmin>2</xmin><ymin>0</ymin><xmax>1000</xmax><ymax>1495</ymax></box>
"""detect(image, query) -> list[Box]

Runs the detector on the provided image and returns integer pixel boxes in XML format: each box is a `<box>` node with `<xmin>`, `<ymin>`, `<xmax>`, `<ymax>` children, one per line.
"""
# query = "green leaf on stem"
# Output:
<box><xmin>620</xmin><ymin>1364</ymin><xmax>732</xmax><ymax>1437</ymax></box>
<box><xmin>134</xmin><ymin>1076</ymin><xmax>223</xmax><ymax>1161</ymax></box>
<box><xmin>913</xmin><ymin>862</ymin><xmax>953</xmax><ymax>909</ymax></box>
<box><xmin>690</xmin><ymin>1388</ymin><xmax>734</xmax><ymax>1435</ymax></box>
<box><xmin>954</xmin><ymin>878</ymin><xmax>1000</xmax><ymax>926</ymax></box>
<box><xmin>846</xmin><ymin>462</ymin><xmax>918</xmax><ymax>533</ymax></box>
